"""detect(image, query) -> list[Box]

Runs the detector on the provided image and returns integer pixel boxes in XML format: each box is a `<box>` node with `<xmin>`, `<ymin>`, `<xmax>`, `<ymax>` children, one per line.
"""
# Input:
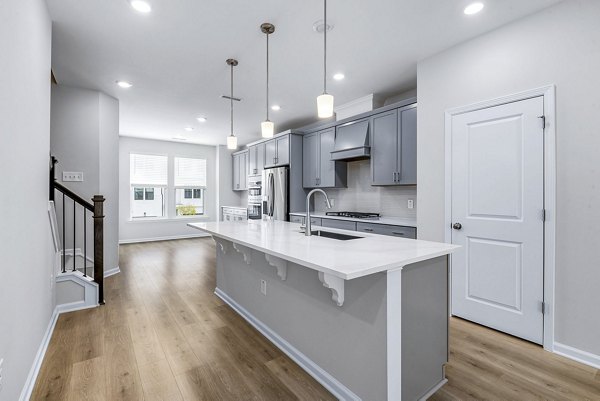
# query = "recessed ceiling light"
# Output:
<box><xmin>130</xmin><ymin>0</ymin><xmax>152</xmax><ymax>13</ymax></box>
<box><xmin>464</xmin><ymin>2</ymin><xmax>484</xmax><ymax>15</ymax></box>
<box><xmin>116</xmin><ymin>80</ymin><xmax>132</xmax><ymax>88</ymax></box>
<box><xmin>333</xmin><ymin>73</ymin><xmax>345</xmax><ymax>81</ymax></box>
<box><xmin>184</xmin><ymin>127</ymin><xmax>194</xmax><ymax>132</ymax></box>
<box><xmin>197</xmin><ymin>117</ymin><xmax>207</xmax><ymax>123</ymax></box>
<box><xmin>271</xmin><ymin>105</ymin><xmax>281</xmax><ymax>111</ymax></box>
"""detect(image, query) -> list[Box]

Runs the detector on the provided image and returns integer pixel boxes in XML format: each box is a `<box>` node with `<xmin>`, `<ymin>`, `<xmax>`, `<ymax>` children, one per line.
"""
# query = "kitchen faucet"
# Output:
<box><xmin>304</xmin><ymin>189</ymin><xmax>332</xmax><ymax>236</ymax></box>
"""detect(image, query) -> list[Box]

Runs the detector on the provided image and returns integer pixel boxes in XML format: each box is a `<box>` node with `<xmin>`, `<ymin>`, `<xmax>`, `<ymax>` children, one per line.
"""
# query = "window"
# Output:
<box><xmin>174</xmin><ymin>157</ymin><xmax>207</xmax><ymax>216</ymax></box>
<box><xmin>130</xmin><ymin>154</ymin><xmax>167</xmax><ymax>219</ymax></box>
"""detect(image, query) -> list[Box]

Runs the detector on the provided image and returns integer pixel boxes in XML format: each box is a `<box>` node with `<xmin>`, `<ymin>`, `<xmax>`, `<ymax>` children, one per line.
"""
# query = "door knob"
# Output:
<box><xmin>453</xmin><ymin>223</ymin><xmax>462</xmax><ymax>230</ymax></box>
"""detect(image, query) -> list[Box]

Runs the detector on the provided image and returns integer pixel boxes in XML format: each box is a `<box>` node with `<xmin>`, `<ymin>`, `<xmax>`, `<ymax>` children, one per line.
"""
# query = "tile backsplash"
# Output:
<box><xmin>314</xmin><ymin>159</ymin><xmax>417</xmax><ymax>218</ymax></box>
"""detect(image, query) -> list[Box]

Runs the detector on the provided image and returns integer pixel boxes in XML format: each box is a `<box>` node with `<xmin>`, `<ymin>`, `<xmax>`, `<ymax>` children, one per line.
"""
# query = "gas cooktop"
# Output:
<box><xmin>325</xmin><ymin>211</ymin><xmax>381</xmax><ymax>219</ymax></box>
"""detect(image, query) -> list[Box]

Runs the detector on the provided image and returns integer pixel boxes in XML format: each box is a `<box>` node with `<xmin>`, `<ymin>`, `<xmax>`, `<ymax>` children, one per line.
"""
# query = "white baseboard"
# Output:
<box><xmin>215</xmin><ymin>288</ymin><xmax>361</xmax><ymax>401</ymax></box>
<box><xmin>18</xmin><ymin>308</ymin><xmax>59</xmax><ymax>401</ymax></box>
<box><xmin>119</xmin><ymin>233</ymin><xmax>209</xmax><ymax>244</ymax></box>
<box><xmin>55</xmin><ymin>300</ymin><xmax>98</xmax><ymax>314</ymax></box>
<box><xmin>104</xmin><ymin>266</ymin><xmax>120</xmax><ymax>277</ymax></box>
<box><xmin>554</xmin><ymin>342</ymin><xmax>600</xmax><ymax>369</ymax></box>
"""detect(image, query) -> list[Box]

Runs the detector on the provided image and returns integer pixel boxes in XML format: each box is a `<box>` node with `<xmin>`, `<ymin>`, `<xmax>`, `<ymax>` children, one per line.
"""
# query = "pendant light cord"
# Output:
<box><xmin>266</xmin><ymin>32</ymin><xmax>270</xmax><ymax>121</ymax></box>
<box><xmin>230</xmin><ymin>63</ymin><xmax>234</xmax><ymax>136</ymax></box>
<box><xmin>323</xmin><ymin>0</ymin><xmax>327</xmax><ymax>94</ymax></box>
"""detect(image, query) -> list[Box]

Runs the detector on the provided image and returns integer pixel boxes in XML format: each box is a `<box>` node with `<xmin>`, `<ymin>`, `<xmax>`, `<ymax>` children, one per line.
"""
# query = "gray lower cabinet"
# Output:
<box><xmin>356</xmin><ymin>222</ymin><xmax>416</xmax><ymax>239</ymax></box>
<box><xmin>290</xmin><ymin>215</ymin><xmax>322</xmax><ymax>226</ymax></box>
<box><xmin>303</xmin><ymin>128</ymin><xmax>347</xmax><ymax>188</ymax></box>
<box><xmin>248</xmin><ymin>142</ymin><xmax>265</xmax><ymax>176</ymax></box>
<box><xmin>290</xmin><ymin>215</ymin><xmax>304</xmax><ymax>224</ymax></box>
<box><xmin>371</xmin><ymin>104</ymin><xmax>417</xmax><ymax>186</ymax></box>
<box><xmin>321</xmin><ymin>219</ymin><xmax>357</xmax><ymax>231</ymax></box>
<box><xmin>232</xmin><ymin>150</ymin><xmax>248</xmax><ymax>191</ymax></box>
<box><xmin>265</xmin><ymin>134</ymin><xmax>290</xmax><ymax>168</ymax></box>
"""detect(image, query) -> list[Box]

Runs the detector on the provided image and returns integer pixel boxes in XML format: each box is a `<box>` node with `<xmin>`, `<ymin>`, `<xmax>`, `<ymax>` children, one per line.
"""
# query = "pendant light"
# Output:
<box><xmin>226</xmin><ymin>59</ymin><xmax>238</xmax><ymax>150</ymax></box>
<box><xmin>261</xmin><ymin>23</ymin><xmax>275</xmax><ymax>138</ymax></box>
<box><xmin>317</xmin><ymin>0</ymin><xmax>334</xmax><ymax>118</ymax></box>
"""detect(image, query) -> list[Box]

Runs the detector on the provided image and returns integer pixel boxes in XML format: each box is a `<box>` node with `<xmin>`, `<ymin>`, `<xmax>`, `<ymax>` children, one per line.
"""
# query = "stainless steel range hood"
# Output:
<box><xmin>330</xmin><ymin>120</ymin><xmax>370</xmax><ymax>161</ymax></box>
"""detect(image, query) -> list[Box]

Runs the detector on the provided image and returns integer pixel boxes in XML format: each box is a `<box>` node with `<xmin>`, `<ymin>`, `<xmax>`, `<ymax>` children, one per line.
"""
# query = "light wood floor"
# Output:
<box><xmin>31</xmin><ymin>238</ymin><xmax>600</xmax><ymax>401</ymax></box>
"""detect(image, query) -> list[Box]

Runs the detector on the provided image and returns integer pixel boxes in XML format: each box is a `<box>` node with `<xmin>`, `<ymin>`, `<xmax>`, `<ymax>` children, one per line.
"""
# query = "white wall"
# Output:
<box><xmin>0</xmin><ymin>1</ymin><xmax>54</xmax><ymax>400</ymax></box>
<box><xmin>51</xmin><ymin>85</ymin><xmax>120</xmax><ymax>272</ymax></box>
<box><xmin>119</xmin><ymin>137</ymin><xmax>217</xmax><ymax>242</ymax></box>
<box><xmin>417</xmin><ymin>0</ymin><xmax>600</xmax><ymax>356</ymax></box>
<box><xmin>315</xmin><ymin>160</ymin><xmax>417</xmax><ymax>218</ymax></box>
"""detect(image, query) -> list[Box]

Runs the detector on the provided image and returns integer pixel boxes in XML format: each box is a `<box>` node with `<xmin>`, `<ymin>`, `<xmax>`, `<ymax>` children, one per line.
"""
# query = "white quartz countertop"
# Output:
<box><xmin>188</xmin><ymin>220</ymin><xmax>457</xmax><ymax>280</ymax></box>
<box><xmin>221</xmin><ymin>206</ymin><xmax>247</xmax><ymax>210</ymax></box>
<box><xmin>289</xmin><ymin>212</ymin><xmax>417</xmax><ymax>228</ymax></box>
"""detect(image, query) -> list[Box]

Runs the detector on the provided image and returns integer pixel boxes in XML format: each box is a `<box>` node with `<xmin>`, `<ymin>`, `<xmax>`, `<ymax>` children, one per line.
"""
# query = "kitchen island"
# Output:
<box><xmin>188</xmin><ymin>220</ymin><xmax>458</xmax><ymax>401</ymax></box>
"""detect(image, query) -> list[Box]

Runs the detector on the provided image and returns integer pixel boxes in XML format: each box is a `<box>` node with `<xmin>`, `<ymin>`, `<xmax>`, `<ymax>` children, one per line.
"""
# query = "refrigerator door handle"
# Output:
<box><xmin>268</xmin><ymin>172</ymin><xmax>275</xmax><ymax>217</ymax></box>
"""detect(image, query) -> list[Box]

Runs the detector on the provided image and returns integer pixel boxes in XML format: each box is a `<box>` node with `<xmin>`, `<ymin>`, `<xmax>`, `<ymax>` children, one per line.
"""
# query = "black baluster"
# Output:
<box><xmin>73</xmin><ymin>199</ymin><xmax>76</xmax><ymax>272</ymax></box>
<box><xmin>62</xmin><ymin>192</ymin><xmax>66</xmax><ymax>273</ymax></box>
<box><xmin>83</xmin><ymin>208</ymin><xmax>87</xmax><ymax>277</ymax></box>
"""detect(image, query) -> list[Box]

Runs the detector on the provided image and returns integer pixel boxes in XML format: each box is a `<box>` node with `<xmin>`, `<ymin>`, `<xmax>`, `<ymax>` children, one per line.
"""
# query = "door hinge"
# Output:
<box><xmin>541</xmin><ymin>301</ymin><xmax>547</xmax><ymax>314</ymax></box>
<box><xmin>538</xmin><ymin>115</ymin><xmax>546</xmax><ymax>130</ymax></box>
<box><xmin>541</xmin><ymin>209</ymin><xmax>546</xmax><ymax>222</ymax></box>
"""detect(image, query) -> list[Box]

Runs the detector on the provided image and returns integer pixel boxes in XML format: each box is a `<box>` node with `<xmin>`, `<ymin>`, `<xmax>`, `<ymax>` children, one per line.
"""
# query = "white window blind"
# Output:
<box><xmin>130</xmin><ymin>154</ymin><xmax>168</xmax><ymax>186</ymax></box>
<box><xmin>174</xmin><ymin>157</ymin><xmax>207</xmax><ymax>187</ymax></box>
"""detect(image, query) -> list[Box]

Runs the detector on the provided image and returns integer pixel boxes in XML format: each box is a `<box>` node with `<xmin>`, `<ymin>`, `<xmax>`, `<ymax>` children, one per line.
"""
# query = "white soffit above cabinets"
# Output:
<box><xmin>47</xmin><ymin>0</ymin><xmax>562</xmax><ymax>146</ymax></box>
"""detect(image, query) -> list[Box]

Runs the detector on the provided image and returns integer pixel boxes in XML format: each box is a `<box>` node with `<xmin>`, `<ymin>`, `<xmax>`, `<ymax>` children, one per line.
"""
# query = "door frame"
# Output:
<box><xmin>443</xmin><ymin>85</ymin><xmax>556</xmax><ymax>351</ymax></box>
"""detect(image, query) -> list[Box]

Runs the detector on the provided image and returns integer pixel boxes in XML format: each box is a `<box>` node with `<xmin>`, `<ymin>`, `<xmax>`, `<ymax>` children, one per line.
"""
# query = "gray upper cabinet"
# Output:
<box><xmin>264</xmin><ymin>134</ymin><xmax>290</xmax><ymax>168</ymax></box>
<box><xmin>303</xmin><ymin>128</ymin><xmax>347</xmax><ymax>188</ymax></box>
<box><xmin>370</xmin><ymin>104</ymin><xmax>417</xmax><ymax>186</ymax></box>
<box><xmin>232</xmin><ymin>150</ymin><xmax>248</xmax><ymax>191</ymax></box>
<box><xmin>248</xmin><ymin>142</ymin><xmax>265</xmax><ymax>176</ymax></box>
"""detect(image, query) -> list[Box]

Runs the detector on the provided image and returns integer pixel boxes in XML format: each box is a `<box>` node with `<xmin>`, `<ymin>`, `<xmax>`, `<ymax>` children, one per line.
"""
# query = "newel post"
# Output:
<box><xmin>93</xmin><ymin>195</ymin><xmax>105</xmax><ymax>305</ymax></box>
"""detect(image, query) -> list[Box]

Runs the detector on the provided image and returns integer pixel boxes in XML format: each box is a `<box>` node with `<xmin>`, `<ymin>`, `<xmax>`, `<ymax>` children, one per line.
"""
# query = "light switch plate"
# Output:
<box><xmin>62</xmin><ymin>172</ymin><xmax>83</xmax><ymax>182</ymax></box>
<box><xmin>408</xmin><ymin>199</ymin><xmax>414</xmax><ymax>209</ymax></box>
<box><xmin>260</xmin><ymin>279</ymin><xmax>267</xmax><ymax>296</ymax></box>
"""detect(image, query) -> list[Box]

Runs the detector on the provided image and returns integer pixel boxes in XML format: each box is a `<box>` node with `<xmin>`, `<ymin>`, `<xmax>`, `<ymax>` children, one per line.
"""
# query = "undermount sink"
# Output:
<box><xmin>309</xmin><ymin>230</ymin><xmax>363</xmax><ymax>241</ymax></box>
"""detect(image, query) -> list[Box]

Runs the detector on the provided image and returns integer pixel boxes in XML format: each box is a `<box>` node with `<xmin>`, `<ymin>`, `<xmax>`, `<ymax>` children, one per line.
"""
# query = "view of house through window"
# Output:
<box><xmin>129</xmin><ymin>153</ymin><xmax>167</xmax><ymax>218</ymax></box>
<box><xmin>175</xmin><ymin>157</ymin><xmax>207</xmax><ymax>216</ymax></box>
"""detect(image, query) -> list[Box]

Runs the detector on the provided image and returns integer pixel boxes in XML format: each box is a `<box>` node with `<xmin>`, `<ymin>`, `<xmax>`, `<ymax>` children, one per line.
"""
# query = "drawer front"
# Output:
<box><xmin>321</xmin><ymin>219</ymin><xmax>356</xmax><ymax>231</ymax></box>
<box><xmin>309</xmin><ymin>217</ymin><xmax>322</xmax><ymax>226</ymax></box>
<box><xmin>290</xmin><ymin>215</ymin><xmax>304</xmax><ymax>224</ymax></box>
<box><xmin>356</xmin><ymin>223</ymin><xmax>416</xmax><ymax>239</ymax></box>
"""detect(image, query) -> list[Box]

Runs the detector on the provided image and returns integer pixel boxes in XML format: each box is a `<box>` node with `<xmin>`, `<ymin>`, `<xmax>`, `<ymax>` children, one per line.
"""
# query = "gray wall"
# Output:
<box><xmin>216</xmin><ymin>144</ymin><xmax>246</xmax><ymax>215</ymax></box>
<box><xmin>51</xmin><ymin>85</ymin><xmax>120</xmax><ymax>272</ymax></box>
<box><xmin>118</xmin><ymin>137</ymin><xmax>217</xmax><ymax>242</ymax></box>
<box><xmin>417</xmin><ymin>0</ymin><xmax>600</xmax><ymax>355</ymax></box>
<box><xmin>0</xmin><ymin>0</ymin><xmax>55</xmax><ymax>400</ymax></box>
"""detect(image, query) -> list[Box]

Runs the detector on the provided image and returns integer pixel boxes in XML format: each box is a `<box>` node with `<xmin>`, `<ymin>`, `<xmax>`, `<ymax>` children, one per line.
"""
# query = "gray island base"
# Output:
<box><xmin>189</xmin><ymin>220</ymin><xmax>457</xmax><ymax>401</ymax></box>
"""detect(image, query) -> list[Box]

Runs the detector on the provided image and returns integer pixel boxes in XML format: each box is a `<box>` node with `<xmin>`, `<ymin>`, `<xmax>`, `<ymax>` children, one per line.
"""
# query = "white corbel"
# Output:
<box><xmin>318</xmin><ymin>272</ymin><xmax>345</xmax><ymax>306</ymax></box>
<box><xmin>265</xmin><ymin>254</ymin><xmax>288</xmax><ymax>280</ymax></box>
<box><xmin>213</xmin><ymin>237</ymin><xmax>231</xmax><ymax>254</ymax></box>
<box><xmin>232</xmin><ymin>243</ymin><xmax>252</xmax><ymax>265</ymax></box>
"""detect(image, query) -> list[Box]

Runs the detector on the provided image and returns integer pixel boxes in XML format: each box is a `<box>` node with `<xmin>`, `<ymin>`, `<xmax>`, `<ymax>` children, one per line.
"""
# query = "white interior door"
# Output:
<box><xmin>451</xmin><ymin>96</ymin><xmax>544</xmax><ymax>344</ymax></box>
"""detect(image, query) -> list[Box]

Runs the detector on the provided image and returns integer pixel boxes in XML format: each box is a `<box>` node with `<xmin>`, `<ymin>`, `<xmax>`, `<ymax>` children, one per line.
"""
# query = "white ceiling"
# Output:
<box><xmin>47</xmin><ymin>0</ymin><xmax>562</xmax><ymax>147</ymax></box>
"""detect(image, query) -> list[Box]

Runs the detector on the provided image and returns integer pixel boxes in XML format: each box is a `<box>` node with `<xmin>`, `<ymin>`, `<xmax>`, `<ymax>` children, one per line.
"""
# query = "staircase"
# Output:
<box><xmin>49</xmin><ymin>156</ymin><xmax>105</xmax><ymax>307</ymax></box>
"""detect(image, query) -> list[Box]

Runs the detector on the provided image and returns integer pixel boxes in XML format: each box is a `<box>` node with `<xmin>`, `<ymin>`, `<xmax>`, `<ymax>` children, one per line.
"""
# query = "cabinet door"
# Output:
<box><xmin>321</xmin><ymin>219</ymin><xmax>356</xmax><ymax>231</ymax></box>
<box><xmin>265</xmin><ymin>139</ymin><xmax>277</xmax><ymax>167</ymax></box>
<box><xmin>240</xmin><ymin>152</ymin><xmax>248</xmax><ymax>190</ymax></box>
<box><xmin>248</xmin><ymin>146</ymin><xmax>257</xmax><ymax>176</ymax></box>
<box><xmin>256</xmin><ymin>142</ymin><xmax>265</xmax><ymax>172</ymax></box>
<box><xmin>303</xmin><ymin>133</ymin><xmax>319</xmax><ymax>188</ymax></box>
<box><xmin>276</xmin><ymin>135</ymin><xmax>290</xmax><ymax>166</ymax></box>
<box><xmin>371</xmin><ymin>110</ymin><xmax>398</xmax><ymax>185</ymax></box>
<box><xmin>398</xmin><ymin>106</ymin><xmax>417</xmax><ymax>185</ymax></box>
<box><xmin>232</xmin><ymin>154</ymin><xmax>240</xmax><ymax>190</ymax></box>
<box><xmin>318</xmin><ymin>128</ymin><xmax>336</xmax><ymax>187</ymax></box>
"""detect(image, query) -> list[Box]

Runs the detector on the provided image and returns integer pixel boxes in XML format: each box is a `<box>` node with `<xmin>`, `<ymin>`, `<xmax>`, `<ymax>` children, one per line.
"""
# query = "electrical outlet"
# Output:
<box><xmin>62</xmin><ymin>171</ymin><xmax>83</xmax><ymax>182</ymax></box>
<box><xmin>407</xmin><ymin>199</ymin><xmax>414</xmax><ymax>209</ymax></box>
<box><xmin>260</xmin><ymin>279</ymin><xmax>267</xmax><ymax>296</ymax></box>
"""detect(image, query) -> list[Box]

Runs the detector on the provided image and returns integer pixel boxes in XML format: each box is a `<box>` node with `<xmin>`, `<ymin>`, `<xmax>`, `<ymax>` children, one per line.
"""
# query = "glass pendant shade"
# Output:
<box><xmin>227</xmin><ymin>135</ymin><xmax>238</xmax><ymax>150</ymax></box>
<box><xmin>261</xmin><ymin>120</ymin><xmax>274</xmax><ymax>138</ymax></box>
<box><xmin>317</xmin><ymin>93</ymin><xmax>334</xmax><ymax>118</ymax></box>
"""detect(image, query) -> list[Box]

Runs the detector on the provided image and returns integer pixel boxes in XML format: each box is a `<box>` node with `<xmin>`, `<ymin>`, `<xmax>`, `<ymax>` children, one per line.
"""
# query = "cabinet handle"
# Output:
<box><xmin>393</xmin><ymin>172</ymin><xmax>396</xmax><ymax>182</ymax></box>
<box><xmin>364</xmin><ymin>228</ymin><xmax>374</xmax><ymax>232</ymax></box>
<box><xmin>392</xmin><ymin>232</ymin><xmax>405</xmax><ymax>236</ymax></box>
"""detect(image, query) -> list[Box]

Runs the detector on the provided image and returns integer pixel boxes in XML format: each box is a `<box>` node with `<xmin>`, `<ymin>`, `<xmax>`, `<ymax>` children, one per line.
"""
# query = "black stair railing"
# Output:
<box><xmin>49</xmin><ymin>156</ymin><xmax>105</xmax><ymax>304</ymax></box>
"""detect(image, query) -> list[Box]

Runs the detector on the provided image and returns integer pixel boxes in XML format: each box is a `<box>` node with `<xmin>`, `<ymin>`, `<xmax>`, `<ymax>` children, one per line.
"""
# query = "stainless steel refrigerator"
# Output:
<box><xmin>262</xmin><ymin>167</ymin><xmax>289</xmax><ymax>221</ymax></box>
